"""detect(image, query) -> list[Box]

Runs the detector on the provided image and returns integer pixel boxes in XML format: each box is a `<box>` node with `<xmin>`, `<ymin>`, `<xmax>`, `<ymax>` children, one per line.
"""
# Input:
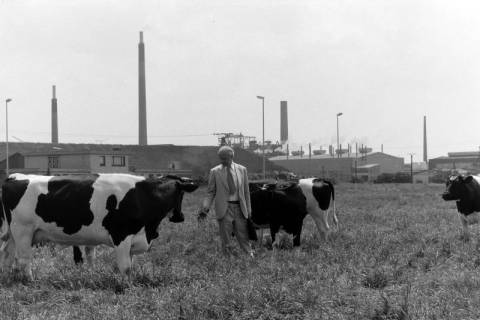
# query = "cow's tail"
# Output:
<box><xmin>324</xmin><ymin>180</ymin><xmax>338</xmax><ymax>229</ymax></box>
<box><xmin>0</xmin><ymin>200</ymin><xmax>9</xmax><ymax>242</ymax></box>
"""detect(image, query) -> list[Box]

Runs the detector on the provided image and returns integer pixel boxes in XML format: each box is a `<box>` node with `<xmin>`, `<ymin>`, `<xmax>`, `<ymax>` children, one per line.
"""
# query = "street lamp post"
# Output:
<box><xmin>336</xmin><ymin>112</ymin><xmax>343</xmax><ymax>158</ymax></box>
<box><xmin>256</xmin><ymin>96</ymin><xmax>265</xmax><ymax>179</ymax></box>
<box><xmin>409</xmin><ymin>153</ymin><xmax>415</xmax><ymax>184</ymax></box>
<box><xmin>5</xmin><ymin>98</ymin><xmax>12</xmax><ymax>177</ymax></box>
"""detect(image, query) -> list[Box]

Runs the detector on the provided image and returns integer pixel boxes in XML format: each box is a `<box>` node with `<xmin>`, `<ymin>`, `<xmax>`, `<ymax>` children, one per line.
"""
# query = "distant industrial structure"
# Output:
<box><xmin>270</xmin><ymin>151</ymin><xmax>404</xmax><ymax>182</ymax></box>
<box><xmin>2</xmin><ymin>31</ymin><xmax>426</xmax><ymax>184</ymax></box>
<box><xmin>423</xmin><ymin>115</ymin><xmax>428</xmax><ymax>163</ymax></box>
<box><xmin>280</xmin><ymin>101</ymin><xmax>288</xmax><ymax>144</ymax></box>
<box><xmin>24</xmin><ymin>149</ymin><xmax>130</xmax><ymax>175</ymax></box>
<box><xmin>0</xmin><ymin>142</ymin><xmax>283</xmax><ymax>180</ymax></box>
<box><xmin>51</xmin><ymin>85</ymin><xmax>58</xmax><ymax>144</ymax></box>
<box><xmin>429</xmin><ymin>151</ymin><xmax>480</xmax><ymax>172</ymax></box>
<box><xmin>138</xmin><ymin>31</ymin><xmax>148</xmax><ymax>146</ymax></box>
<box><xmin>213</xmin><ymin>101</ymin><xmax>292</xmax><ymax>158</ymax></box>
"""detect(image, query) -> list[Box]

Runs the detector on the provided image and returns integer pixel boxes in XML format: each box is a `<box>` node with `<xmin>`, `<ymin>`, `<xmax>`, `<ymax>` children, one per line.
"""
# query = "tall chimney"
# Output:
<box><xmin>423</xmin><ymin>115</ymin><xmax>427</xmax><ymax>162</ymax></box>
<box><xmin>280</xmin><ymin>101</ymin><xmax>288</xmax><ymax>144</ymax></box>
<box><xmin>51</xmin><ymin>85</ymin><xmax>58</xmax><ymax>144</ymax></box>
<box><xmin>138</xmin><ymin>31</ymin><xmax>148</xmax><ymax>146</ymax></box>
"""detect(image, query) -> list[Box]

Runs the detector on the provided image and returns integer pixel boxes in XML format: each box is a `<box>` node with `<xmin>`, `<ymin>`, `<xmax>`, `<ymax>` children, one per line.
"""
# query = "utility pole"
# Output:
<box><xmin>355</xmin><ymin>142</ymin><xmax>358</xmax><ymax>183</ymax></box>
<box><xmin>336</xmin><ymin>112</ymin><xmax>343</xmax><ymax>158</ymax></box>
<box><xmin>5</xmin><ymin>98</ymin><xmax>12</xmax><ymax>177</ymax></box>
<box><xmin>256</xmin><ymin>96</ymin><xmax>265</xmax><ymax>179</ymax></box>
<box><xmin>409</xmin><ymin>153</ymin><xmax>415</xmax><ymax>183</ymax></box>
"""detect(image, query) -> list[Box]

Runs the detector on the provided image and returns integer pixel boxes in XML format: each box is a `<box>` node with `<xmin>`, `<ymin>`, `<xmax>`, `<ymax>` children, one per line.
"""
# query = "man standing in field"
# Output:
<box><xmin>199</xmin><ymin>146</ymin><xmax>254</xmax><ymax>257</ymax></box>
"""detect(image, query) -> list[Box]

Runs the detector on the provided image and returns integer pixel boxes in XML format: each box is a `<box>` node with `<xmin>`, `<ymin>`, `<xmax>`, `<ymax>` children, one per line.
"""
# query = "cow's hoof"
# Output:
<box><xmin>169</xmin><ymin>214</ymin><xmax>185</xmax><ymax>223</ymax></box>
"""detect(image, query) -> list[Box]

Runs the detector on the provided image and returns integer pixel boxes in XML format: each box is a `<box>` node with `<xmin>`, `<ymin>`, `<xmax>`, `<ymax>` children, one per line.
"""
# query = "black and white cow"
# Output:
<box><xmin>442</xmin><ymin>175</ymin><xmax>480</xmax><ymax>240</ymax></box>
<box><xmin>249</xmin><ymin>177</ymin><xmax>338</xmax><ymax>247</ymax></box>
<box><xmin>0</xmin><ymin>173</ymin><xmax>198</xmax><ymax>279</ymax></box>
<box><xmin>70</xmin><ymin>174</ymin><xmax>190</xmax><ymax>265</ymax></box>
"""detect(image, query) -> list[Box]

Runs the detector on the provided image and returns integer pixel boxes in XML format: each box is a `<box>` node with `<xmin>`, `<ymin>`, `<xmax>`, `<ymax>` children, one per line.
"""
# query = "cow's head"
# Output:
<box><xmin>442</xmin><ymin>175</ymin><xmax>473</xmax><ymax>201</ymax></box>
<box><xmin>135</xmin><ymin>176</ymin><xmax>198</xmax><ymax>243</ymax></box>
<box><xmin>442</xmin><ymin>175</ymin><xmax>480</xmax><ymax>215</ymax></box>
<box><xmin>158</xmin><ymin>175</ymin><xmax>198</xmax><ymax>223</ymax></box>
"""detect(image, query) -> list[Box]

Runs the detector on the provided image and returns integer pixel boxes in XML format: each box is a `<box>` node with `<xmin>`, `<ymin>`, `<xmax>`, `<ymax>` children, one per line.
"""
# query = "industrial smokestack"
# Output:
<box><xmin>51</xmin><ymin>85</ymin><xmax>58</xmax><ymax>144</ymax></box>
<box><xmin>423</xmin><ymin>115</ymin><xmax>427</xmax><ymax>162</ymax></box>
<box><xmin>138</xmin><ymin>31</ymin><xmax>148</xmax><ymax>146</ymax></box>
<box><xmin>280</xmin><ymin>101</ymin><xmax>288</xmax><ymax>144</ymax></box>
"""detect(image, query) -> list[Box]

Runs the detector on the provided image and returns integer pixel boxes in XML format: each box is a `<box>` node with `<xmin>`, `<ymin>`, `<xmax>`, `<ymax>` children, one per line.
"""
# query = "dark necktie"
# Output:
<box><xmin>226</xmin><ymin>165</ymin><xmax>236</xmax><ymax>195</ymax></box>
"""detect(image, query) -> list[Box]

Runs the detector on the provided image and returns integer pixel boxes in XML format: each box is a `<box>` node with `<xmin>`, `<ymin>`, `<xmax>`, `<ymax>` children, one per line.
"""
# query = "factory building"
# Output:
<box><xmin>269</xmin><ymin>152</ymin><xmax>404</xmax><ymax>182</ymax></box>
<box><xmin>429</xmin><ymin>151</ymin><xmax>480</xmax><ymax>172</ymax></box>
<box><xmin>23</xmin><ymin>150</ymin><xmax>130</xmax><ymax>175</ymax></box>
<box><xmin>0</xmin><ymin>142</ymin><xmax>283</xmax><ymax>180</ymax></box>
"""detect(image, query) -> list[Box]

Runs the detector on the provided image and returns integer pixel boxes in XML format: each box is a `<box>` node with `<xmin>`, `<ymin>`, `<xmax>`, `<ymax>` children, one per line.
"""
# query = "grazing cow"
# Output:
<box><xmin>0</xmin><ymin>173</ymin><xmax>198</xmax><ymax>279</ymax></box>
<box><xmin>249</xmin><ymin>177</ymin><xmax>338</xmax><ymax>247</ymax></box>
<box><xmin>442</xmin><ymin>175</ymin><xmax>480</xmax><ymax>240</ymax></box>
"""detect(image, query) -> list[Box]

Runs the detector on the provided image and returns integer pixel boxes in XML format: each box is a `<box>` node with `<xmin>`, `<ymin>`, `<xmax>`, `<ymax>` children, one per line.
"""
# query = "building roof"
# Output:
<box><xmin>269</xmin><ymin>152</ymin><xmax>402</xmax><ymax>161</ymax></box>
<box><xmin>25</xmin><ymin>150</ymin><xmax>130</xmax><ymax>156</ymax></box>
<box><xmin>357</xmin><ymin>163</ymin><xmax>380</xmax><ymax>169</ymax></box>
<box><xmin>430</xmin><ymin>155</ymin><xmax>480</xmax><ymax>161</ymax></box>
<box><xmin>429</xmin><ymin>151</ymin><xmax>480</xmax><ymax>161</ymax></box>
<box><xmin>448</xmin><ymin>151</ymin><xmax>480</xmax><ymax>158</ymax></box>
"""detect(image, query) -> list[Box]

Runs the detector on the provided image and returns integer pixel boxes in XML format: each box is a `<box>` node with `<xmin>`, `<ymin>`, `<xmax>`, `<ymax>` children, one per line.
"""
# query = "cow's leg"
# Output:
<box><xmin>270</xmin><ymin>225</ymin><xmax>281</xmax><ymax>249</ymax></box>
<box><xmin>256</xmin><ymin>228</ymin><xmax>264</xmax><ymax>249</ymax></box>
<box><xmin>85</xmin><ymin>246</ymin><xmax>94</xmax><ymax>265</ymax></box>
<box><xmin>332</xmin><ymin>199</ymin><xmax>339</xmax><ymax>230</ymax></box>
<box><xmin>115</xmin><ymin>237</ymin><xmax>133</xmax><ymax>276</ymax></box>
<box><xmin>293</xmin><ymin>225</ymin><xmax>302</xmax><ymax>247</ymax></box>
<box><xmin>459</xmin><ymin>213</ymin><xmax>470</xmax><ymax>242</ymax></box>
<box><xmin>0</xmin><ymin>238</ymin><xmax>15</xmax><ymax>271</ymax></box>
<box><xmin>11</xmin><ymin>225</ymin><xmax>34</xmax><ymax>280</ymax></box>
<box><xmin>73</xmin><ymin>246</ymin><xmax>83</xmax><ymax>264</ymax></box>
<box><xmin>310</xmin><ymin>208</ymin><xmax>330</xmax><ymax>241</ymax></box>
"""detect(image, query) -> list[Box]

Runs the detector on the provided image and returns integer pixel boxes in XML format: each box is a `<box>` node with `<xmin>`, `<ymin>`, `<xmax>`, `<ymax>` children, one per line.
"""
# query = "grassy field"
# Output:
<box><xmin>1</xmin><ymin>183</ymin><xmax>480</xmax><ymax>319</ymax></box>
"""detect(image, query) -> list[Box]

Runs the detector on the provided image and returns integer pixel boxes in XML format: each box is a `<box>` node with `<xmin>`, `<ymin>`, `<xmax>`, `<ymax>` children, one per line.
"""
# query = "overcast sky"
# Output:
<box><xmin>1</xmin><ymin>0</ymin><xmax>479</xmax><ymax>161</ymax></box>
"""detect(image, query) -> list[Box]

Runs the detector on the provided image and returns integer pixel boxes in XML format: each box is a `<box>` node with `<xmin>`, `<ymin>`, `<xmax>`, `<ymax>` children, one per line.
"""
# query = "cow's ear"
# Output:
<box><xmin>179</xmin><ymin>181</ymin><xmax>198</xmax><ymax>193</ymax></box>
<box><xmin>464</xmin><ymin>176</ymin><xmax>474</xmax><ymax>184</ymax></box>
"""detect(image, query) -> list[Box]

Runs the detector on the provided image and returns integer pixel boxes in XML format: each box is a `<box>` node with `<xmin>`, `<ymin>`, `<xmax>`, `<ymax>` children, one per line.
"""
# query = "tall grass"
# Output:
<box><xmin>1</xmin><ymin>183</ymin><xmax>480</xmax><ymax>319</ymax></box>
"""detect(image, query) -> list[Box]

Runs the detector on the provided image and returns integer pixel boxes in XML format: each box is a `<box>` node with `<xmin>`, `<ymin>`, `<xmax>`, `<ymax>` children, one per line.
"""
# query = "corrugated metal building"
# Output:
<box><xmin>269</xmin><ymin>152</ymin><xmax>404</xmax><ymax>182</ymax></box>
<box><xmin>429</xmin><ymin>151</ymin><xmax>480</xmax><ymax>172</ymax></box>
